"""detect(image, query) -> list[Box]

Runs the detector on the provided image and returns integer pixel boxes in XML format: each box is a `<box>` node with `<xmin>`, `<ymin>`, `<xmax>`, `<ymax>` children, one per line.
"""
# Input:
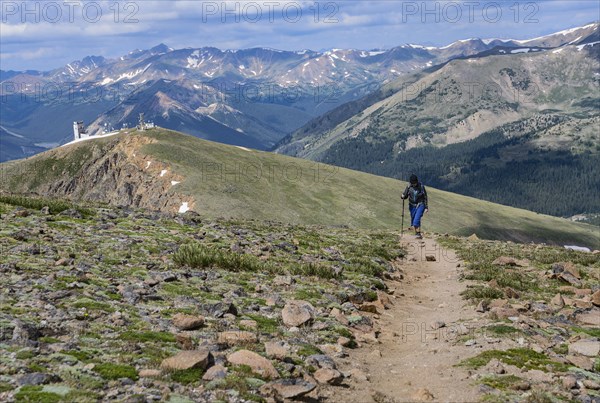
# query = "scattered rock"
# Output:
<box><xmin>17</xmin><ymin>372</ymin><xmax>56</xmax><ymax>386</ymax></box>
<box><xmin>377</xmin><ymin>291</ymin><xmax>393</xmax><ymax>309</ymax></box>
<box><xmin>572</xmin><ymin>299</ymin><xmax>593</xmax><ymax>309</ymax></box>
<box><xmin>430</xmin><ymin>321</ymin><xmax>446</xmax><ymax>330</ymax></box>
<box><xmin>160</xmin><ymin>350</ymin><xmax>212</xmax><ymax>371</ymax></box>
<box><xmin>227</xmin><ymin>350</ymin><xmax>279</xmax><ymax>379</ymax></box>
<box><xmin>175</xmin><ymin>334</ymin><xmax>194</xmax><ymax>350</ymax></box>
<box><xmin>476</xmin><ymin>300</ymin><xmax>488</xmax><ymax>312</ymax></box>
<box><xmin>565</xmin><ymin>355</ymin><xmax>593</xmax><ymax>371</ymax></box>
<box><xmin>312</xmin><ymin>321</ymin><xmax>329</xmax><ymax>331</ymax></box>
<box><xmin>492</xmin><ymin>256</ymin><xmax>529</xmax><ymax>266</ymax></box>
<box><xmin>504</xmin><ymin>288</ymin><xmax>520</xmax><ymax>299</ymax></box>
<box><xmin>12</xmin><ymin>320</ymin><xmax>39</xmax><ymax>346</ymax></box>
<box><xmin>359</xmin><ymin>301</ymin><xmax>384</xmax><ymax>315</ymax></box>
<box><xmin>314</xmin><ymin>368</ymin><xmax>343</xmax><ymax>385</ymax></box>
<box><xmin>368</xmin><ymin>349</ymin><xmax>382</xmax><ymax>359</ymax></box>
<box><xmin>484</xmin><ymin>358</ymin><xmax>505</xmax><ymax>375</ymax></box>
<box><xmin>583</xmin><ymin>379</ymin><xmax>600</xmax><ymax>390</ymax></box>
<box><xmin>264</xmin><ymin>341</ymin><xmax>290</xmax><ymax>360</ymax></box>
<box><xmin>467</xmin><ymin>234</ymin><xmax>479</xmax><ymax>241</ymax></box>
<box><xmin>576</xmin><ymin>310</ymin><xmax>600</xmax><ymax>326</ymax></box>
<box><xmin>261</xmin><ymin>379</ymin><xmax>316</xmax><ymax>399</ymax></box>
<box><xmin>412</xmin><ymin>388</ymin><xmax>434</xmax><ymax>401</ymax></box>
<box><xmin>281</xmin><ymin>300</ymin><xmax>315</xmax><ymax>327</ymax></box>
<box><xmin>337</xmin><ymin>336</ymin><xmax>353</xmax><ymax>347</ymax></box>
<box><xmin>489</xmin><ymin>307</ymin><xmax>519</xmax><ymax>320</ymax></box>
<box><xmin>574</xmin><ymin>288</ymin><xmax>592</xmax><ymax>297</ymax></box>
<box><xmin>512</xmin><ymin>381</ymin><xmax>531</xmax><ymax>391</ymax></box>
<box><xmin>557</xmin><ymin>270</ymin><xmax>582</xmax><ymax>287</ymax></box>
<box><xmin>488</xmin><ymin>299</ymin><xmax>508</xmax><ymax>308</ymax></box>
<box><xmin>54</xmin><ymin>257</ymin><xmax>69</xmax><ymax>267</ymax></box>
<box><xmin>139</xmin><ymin>369</ymin><xmax>162</xmax><ymax>378</ymax></box>
<box><xmin>348</xmin><ymin>368</ymin><xmax>369</xmax><ymax>382</ymax></box>
<box><xmin>274</xmin><ymin>275</ymin><xmax>295</xmax><ymax>286</ymax></box>
<box><xmin>217</xmin><ymin>331</ymin><xmax>258</xmax><ymax>346</ymax></box>
<box><xmin>172</xmin><ymin>314</ymin><xmax>205</xmax><ymax>330</ymax></box>
<box><xmin>15</xmin><ymin>209</ymin><xmax>30</xmax><ymax>218</ymax></box>
<box><xmin>591</xmin><ymin>290</ymin><xmax>600</xmax><ymax>307</ymax></box>
<box><xmin>58</xmin><ymin>209</ymin><xmax>82</xmax><ymax>219</ymax></box>
<box><xmin>551</xmin><ymin>293</ymin><xmax>565</xmax><ymax>308</ymax></box>
<box><xmin>563</xmin><ymin>375</ymin><xmax>578</xmax><ymax>390</ymax></box>
<box><xmin>569</xmin><ymin>340</ymin><xmax>600</xmax><ymax>357</ymax></box>
<box><xmin>202</xmin><ymin>364</ymin><xmax>227</xmax><ymax>381</ymax></box>
<box><xmin>239</xmin><ymin>319</ymin><xmax>258</xmax><ymax>329</ymax></box>
<box><xmin>306</xmin><ymin>354</ymin><xmax>337</xmax><ymax>370</ymax></box>
<box><xmin>203</xmin><ymin>302</ymin><xmax>238</xmax><ymax>318</ymax></box>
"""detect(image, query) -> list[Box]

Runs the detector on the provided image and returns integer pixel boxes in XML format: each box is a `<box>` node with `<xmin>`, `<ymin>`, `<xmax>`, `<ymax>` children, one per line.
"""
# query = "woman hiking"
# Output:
<box><xmin>401</xmin><ymin>174</ymin><xmax>429</xmax><ymax>239</ymax></box>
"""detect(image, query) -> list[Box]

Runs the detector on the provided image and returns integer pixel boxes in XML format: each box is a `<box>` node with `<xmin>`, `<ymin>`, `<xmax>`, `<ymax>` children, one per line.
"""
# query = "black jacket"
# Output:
<box><xmin>402</xmin><ymin>183</ymin><xmax>428</xmax><ymax>208</ymax></box>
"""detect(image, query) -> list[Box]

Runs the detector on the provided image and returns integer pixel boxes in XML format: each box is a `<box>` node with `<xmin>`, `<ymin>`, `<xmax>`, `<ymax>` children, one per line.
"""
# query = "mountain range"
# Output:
<box><xmin>275</xmin><ymin>23</ymin><xmax>600</xmax><ymax>218</ymax></box>
<box><xmin>1</xmin><ymin>22</ymin><xmax>597</xmax><ymax>163</ymax></box>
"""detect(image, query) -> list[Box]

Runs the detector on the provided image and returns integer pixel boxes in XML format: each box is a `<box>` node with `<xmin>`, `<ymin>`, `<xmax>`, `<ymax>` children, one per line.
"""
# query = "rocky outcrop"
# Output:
<box><xmin>3</xmin><ymin>133</ymin><xmax>191</xmax><ymax>214</ymax></box>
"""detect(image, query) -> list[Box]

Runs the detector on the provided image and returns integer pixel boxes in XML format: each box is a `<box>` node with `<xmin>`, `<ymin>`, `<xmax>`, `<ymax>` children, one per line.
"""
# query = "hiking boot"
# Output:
<box><xmin>415</xmin><ymin>233</ymin><xmax>423</xmax><ymax>239</ymax></box>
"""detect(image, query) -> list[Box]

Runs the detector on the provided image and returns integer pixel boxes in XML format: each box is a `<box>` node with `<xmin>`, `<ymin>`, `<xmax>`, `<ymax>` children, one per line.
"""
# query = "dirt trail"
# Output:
<box><xmin>330</xmin><ymin>236</ymin><xmax>482</xmax><ymax>402</ymax></box>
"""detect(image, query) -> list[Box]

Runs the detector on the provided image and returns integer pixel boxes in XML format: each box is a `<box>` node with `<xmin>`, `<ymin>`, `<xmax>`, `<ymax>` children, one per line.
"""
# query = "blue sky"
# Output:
<box><xmin>1</xmin><ymin>0</ymin><xmax>598</xmax><ymax>70</ymax></box>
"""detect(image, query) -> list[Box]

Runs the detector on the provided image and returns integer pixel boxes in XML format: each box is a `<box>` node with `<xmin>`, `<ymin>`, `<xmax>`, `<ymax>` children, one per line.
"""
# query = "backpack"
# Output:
<box><xmin>408</xmin><ymin>184</ymin><xmax>425</xmax><ymax>205</ymax></box>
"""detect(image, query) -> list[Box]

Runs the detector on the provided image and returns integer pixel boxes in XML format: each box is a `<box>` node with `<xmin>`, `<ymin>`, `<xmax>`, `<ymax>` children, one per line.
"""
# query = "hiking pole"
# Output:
<box><xmin>401</xmin><ymin>198</ymin><xmax>405</xmax><ymax>239</ymax></box>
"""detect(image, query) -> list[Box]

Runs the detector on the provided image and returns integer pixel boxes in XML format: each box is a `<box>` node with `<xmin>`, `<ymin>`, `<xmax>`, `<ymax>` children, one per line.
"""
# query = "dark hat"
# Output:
<box><xmin>410</xmin><ymin>174</ymin><xmax>418</xmax><ymax>184</ymax></box>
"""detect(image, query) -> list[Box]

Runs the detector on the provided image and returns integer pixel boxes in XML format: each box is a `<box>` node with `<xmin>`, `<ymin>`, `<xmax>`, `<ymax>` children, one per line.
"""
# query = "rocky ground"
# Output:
<box><xmin>319</xmin><ymin>235</ymin><xmax>600</xmax><ymax>403</ymax></box>
<box><xmin>434</xmin><ymin>236</ymin><xmax>600</xmax><ymax>402</ymax></box>
<box><xmin>0</xmin><ymin>195</ymin><xmax>598</xmax><ymax>402</ymax></box>
<box><xmin>0</xmin><ymin>195</ymin><xmax>404</xmax><ymax>402</ymax></box>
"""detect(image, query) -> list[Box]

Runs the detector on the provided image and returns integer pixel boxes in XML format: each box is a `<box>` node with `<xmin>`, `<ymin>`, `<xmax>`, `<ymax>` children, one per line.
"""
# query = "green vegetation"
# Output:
<box><xmin>0</xmin><ymin>194</ymin><xmax>93</xmax><ymax>217</ymax></box>
<box><xmin>485</xmin><ymin>325</ymin><xmax>521</xmax><ymax>336</ymax></box>
<box><xmin>72</xmin><ymin>298</ymin><xmax>115</xmax><ymax>313</ymax></box>
<box><xmin>243</xmin><ymin>314</ymin><xmax>280</xmax><ymax>333</ymax></box>
<box><xmin>458</xmin><ymin>348</ymin><xmax>570</xmax><ymax>372</ymax></box>
<box><xmin>296</xmin><ymin>343</ymin><xmax>323</xmax><ymax>357</ymax></box>
<box><xmin>461</xmin><ymin>286</ymin><xmax>504</xmax><ymax>301</ymax></box>
<box><xmin>14</xmin><ymin>386</ymin><xmax>62</xmax><ymax>403</ymax></box>
<box><xmin>64</xmin><ymin>350</ymin><xmax>91</xmax><ymax>362</ymax></box>
<box><xmin>170</xmin><ymin>368</ymin><xmax>203</xmax><ymax>385</ymax></box>
<box><xmin>480</xmin><ymin>374</ymin><xmax>524</xmax><ymax>390</ymax></box>
<box><xmin>16</xmin><ymin>350</ymin><xmax>36</xmax><ymax>360</ymax></box>
<box><xmin>173</xmin><ymin>243</ymin><xmax>276</xmax><ymax>274</ymax></box>
<box><xmin>92</xmin><ymin>363</ymin><xmax>139</xmax><ymax>380</ymax></box>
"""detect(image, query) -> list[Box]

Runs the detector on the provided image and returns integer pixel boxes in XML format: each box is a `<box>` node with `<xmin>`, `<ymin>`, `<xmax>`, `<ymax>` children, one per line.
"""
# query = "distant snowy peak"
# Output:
<box><xmin>433</xmin><ymin>22</ymin><xmax>598</xmax><ymax>51</ymax></box>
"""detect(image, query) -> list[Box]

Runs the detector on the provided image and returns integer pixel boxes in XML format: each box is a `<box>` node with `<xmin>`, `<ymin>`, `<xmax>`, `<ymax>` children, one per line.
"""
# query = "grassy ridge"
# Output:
<box><xmin>142</xmin><ymin>129</ymin><xmax>598</xmax><ymax>248</ymax></box>
<box><xmin>0</xmin><ymin>128</ymin><xmax>598</xmax><ymax>248</ymax></box>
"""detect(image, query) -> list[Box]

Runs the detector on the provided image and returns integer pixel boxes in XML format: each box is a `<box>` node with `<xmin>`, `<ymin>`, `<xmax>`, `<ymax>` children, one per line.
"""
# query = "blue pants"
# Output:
<box><xmin>409</xmin><ymin>204</ymin><xmax>425</xmax><ymax>229</ymax></box>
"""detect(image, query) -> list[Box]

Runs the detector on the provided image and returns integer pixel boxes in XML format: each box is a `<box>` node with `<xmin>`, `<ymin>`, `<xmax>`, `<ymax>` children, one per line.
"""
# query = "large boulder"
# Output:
<box><xmin>260</xmin><ymin>379</ymin><xmax>316</xmax><ymax>399</ymax></box>
<box><xmin>217</xmin><ymin>331</ymin><xmax>258</xmax><ymax>346</ymax></box>
<box><xmin>161</xmin><ymin>349</ymin><xmax>212</xmax><ymax>371</ymax></box>
<box><xmin>281</xmin><ymin>300</ymin><xmax>315</xmax><ymax>327</ymax></box>
<box><xmin>227</xmin><ymin>350</ymin><xmax>279</xmax><ymax>379</ymax></box>
<box><xmin>264</xmin><ymin>341</ymin><xmax>290</xmax><ymax>360</ymax></box>
<box><xmin>172</xmin><ymin>314</ymin><xmax>205</xmax><ymax>330</ymax></box>
<box><xmin>314</xmin><ymin>368</ymin><xmax>344</xmax><ymax>385</ymax></box>
<box><xmin>568</xmin><ymin>339</ymin><xmax>600</xmax><ymax>357</ymax></box>
<box><xmin>592</xmin><ymin>290</ymin><xmax>600</xmax><ymax>307</ymax></box>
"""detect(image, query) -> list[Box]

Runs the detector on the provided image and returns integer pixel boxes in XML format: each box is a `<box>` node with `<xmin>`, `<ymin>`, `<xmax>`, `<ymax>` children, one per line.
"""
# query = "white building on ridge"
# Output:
<box><xmin>73</xmin><ymin>121</ymin><xmax>89</xmax><ymax>141</ymax></box>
